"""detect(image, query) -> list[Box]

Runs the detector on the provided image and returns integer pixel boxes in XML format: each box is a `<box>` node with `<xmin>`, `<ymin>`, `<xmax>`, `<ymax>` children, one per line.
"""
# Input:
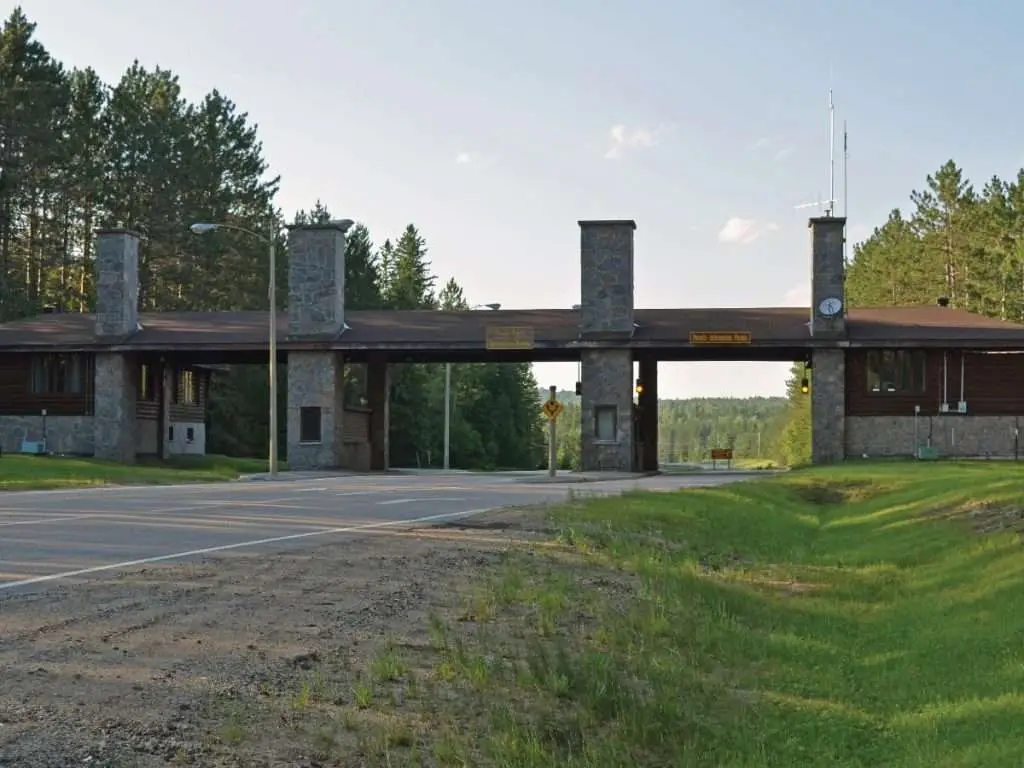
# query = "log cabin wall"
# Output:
<box><xmin>0</xmin><ymin>352</ymin><xmax>94</xmax><ymax>416</ymax></box>
<box><xmin>846</xmin><ymin>348</ymin><xmax>1024</xmax><ymax>417</ymax></box>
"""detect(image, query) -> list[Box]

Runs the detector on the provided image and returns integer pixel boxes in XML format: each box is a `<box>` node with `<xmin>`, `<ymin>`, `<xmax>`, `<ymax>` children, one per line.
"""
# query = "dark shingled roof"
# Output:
<box><xmin>0</xmin><ymin>305</ymin><xmax>1023</xmax><ymax>352</ymax></box>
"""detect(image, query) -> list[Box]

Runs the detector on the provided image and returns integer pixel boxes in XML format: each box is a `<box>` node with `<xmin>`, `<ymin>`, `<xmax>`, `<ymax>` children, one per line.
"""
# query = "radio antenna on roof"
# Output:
<box><xmin>794</xmin><ymin>90</ymin><xmax>838</xmax><ymax>215</ymax></box>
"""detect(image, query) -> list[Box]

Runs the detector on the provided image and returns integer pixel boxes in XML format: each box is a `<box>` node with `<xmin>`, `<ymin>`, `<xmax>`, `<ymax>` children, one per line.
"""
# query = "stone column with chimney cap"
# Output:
<box><xmin>93</xmin><ymin>229</ymin><xmax>141</xmax><ymax>463</ymax></box>
<box><xmin>285</xmin><ymin>222</ymin><xmax>350</xmax><ymax>470</ymax></box>
<box><xmin>808</xmin><ymin>216</ymin><xmax>847</xmax><ymax>464</ymax></box>
<box><xmin>578</xmin><ymin>220</ymin><xmax>636</xmax><ymax>472</ymax></box>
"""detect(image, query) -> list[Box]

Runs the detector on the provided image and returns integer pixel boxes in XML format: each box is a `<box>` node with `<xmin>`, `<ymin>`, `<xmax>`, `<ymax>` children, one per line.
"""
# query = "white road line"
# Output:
<box><xmin>0</xmin><ymin>507</ymin><xmax>494</xmax><ymax>592</ymax></box>
<box><xmin>377</xmin><ymin>497</ymin><xmax>465</xmax><ymax>506</ymax></box>
<box><xmin>0</xmin><ymin>513</ymin><xmax>109</xmax><ymax>528</ymax></box>
<box><xmin>0</xmin><ymin>497</ymin><xmax>309</xmax><ymax>529</ymax></box>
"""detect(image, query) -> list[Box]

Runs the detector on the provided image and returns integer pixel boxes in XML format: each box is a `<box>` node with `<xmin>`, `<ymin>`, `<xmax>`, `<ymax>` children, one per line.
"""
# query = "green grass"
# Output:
<box><xmin>0</xmin><ymin>453</ymin><xmax>275</xmax><ymax>490</ymax></box>
<box><xmin>395</xmin><ymin>461</ymin><xmax>1024</xmax><ymax>766</ymax></box>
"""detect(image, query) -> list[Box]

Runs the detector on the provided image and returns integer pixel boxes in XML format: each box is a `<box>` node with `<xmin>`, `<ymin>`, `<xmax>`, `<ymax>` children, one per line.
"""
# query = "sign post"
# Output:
<box><xmin>542</xmin><ymin>385</ymin><xmax>564</xmax><ymax>478</ymax></box>
<box><xmin>710</xmin><ymin>447</ymin><xmax>733</xmax><ymax>470</ymax></box>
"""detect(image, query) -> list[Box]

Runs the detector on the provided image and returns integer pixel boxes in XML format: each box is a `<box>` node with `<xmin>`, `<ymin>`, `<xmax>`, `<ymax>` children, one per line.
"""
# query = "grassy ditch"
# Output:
<box><xmin>202</xmin><ymin>461</ymin><xmax>1024</xmax><ymax>766</ymax></box>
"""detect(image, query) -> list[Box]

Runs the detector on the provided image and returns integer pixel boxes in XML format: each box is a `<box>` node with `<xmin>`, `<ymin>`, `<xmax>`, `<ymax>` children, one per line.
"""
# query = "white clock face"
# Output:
<box><xmin>818</xmin><ymin>297</ymin><xmax>843</xmax><ymax>317</ymax></box>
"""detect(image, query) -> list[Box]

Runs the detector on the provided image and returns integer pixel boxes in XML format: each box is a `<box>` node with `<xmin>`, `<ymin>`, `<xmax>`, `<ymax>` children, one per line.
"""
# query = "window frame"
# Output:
<box><xmin>593</xmin><ymin>404</ymin><xmax>618</xmax><ymax>442</ymax></box>
<box><xmin>28</xmin><ymin>353</ymin><xmax>87</xmax><ymax>395</ymax></box>
<box><xmin>866</xmin><ymin>349</ymin><xmax>927</xmax><ymax>395</ymax></box>
<box><xmin>299</xmin><ymin>406</ymin><xmax>323</xmax><ymax>444</ymax></box>
<box><xmin>176</xmin><ymin>369</ymin><xmax>197</xmax><ymax>405</ymax></box>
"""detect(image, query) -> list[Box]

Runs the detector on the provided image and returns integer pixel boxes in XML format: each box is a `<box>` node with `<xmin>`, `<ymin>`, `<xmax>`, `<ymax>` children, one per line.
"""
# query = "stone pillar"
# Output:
<box><xmin>579</xmin><ymin>220</ymin><xmax>635</xmax><ymax>334</ymax></box>
<box><xmin>286</xmin><ymin>351</ymin><xmax>345</xmax><ymax>470</ymax></box>
<box><xmin>367</xmin><ymin>354</ymin><xmax>390</xmax><ymax>471</ymax></box>
<box><xmin>580</xmin><ymin>349</ymin><xmax>634</xmax><ymax>471</ymax></box>
<box><xmin>637</xmin><ymin>356</ymin><xmax>659</xmax><ymax>472</ymax></box>
<box><xmin>285</xmin><ymin>221</ymin><xmax>351</xmax><ymax>470</ymax></box>
<box><xmin>578</xmin><ymin>220</ymin><xmax>637</xmax><ymax>472</ymax></box>
<box><xmin>287</xmin><ymin>222</ymin><xmax>349</xmax><ymax>338</ymax></box>
<box><xmin>92</xmin><ymin>229</ymin><xmax>141</xmax><ymax>463</ymax></box>
<box><xmin>809</xmin><ymin>216</ymin><xmax>847</xmax><ymax>338</ymax></box>
<box><xmin>94</xmin><ymin>353</ymin><xmax>137</xmax><ymax>463</ymax></box>
<box><xmin>808</xmin><ymin>216</ymin><xmax>848</xmax><ymax>464</ymax></box>
<box><xmin>94</xmin><ymin>229</ymin><xmax>140</xmax><ymax>339</ymax></box>
<box><xmin>811</xmin><ymin>349</ymin><xmax>846</xmax><ymax>464</ymax></box>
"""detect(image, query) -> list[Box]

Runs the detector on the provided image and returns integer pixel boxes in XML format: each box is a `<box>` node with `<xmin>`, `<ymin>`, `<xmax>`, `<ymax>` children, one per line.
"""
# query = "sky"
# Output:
<box><xmin>19</xmin><ymin>0</ymin><xmax>1024</xmax><ymax>398</ymax></box>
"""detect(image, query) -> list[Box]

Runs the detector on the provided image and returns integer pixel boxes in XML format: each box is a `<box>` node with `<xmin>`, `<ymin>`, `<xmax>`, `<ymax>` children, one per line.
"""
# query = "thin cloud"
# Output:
<box><xmin>717</xmin><ymin>218</ymin><xmax>780</xmax><ymax>244</ymax></box>
<box><xmin>604</xmin><ymin>123</ymin><xmax>668</xmax><ymax>159</ymax></box>
<box><xmin>455</xmin><ymin>152</ymin><xmax>473</xmax><ymax>165</ymax></box>
<box><xmin>782</xmin><ymin>284</ymin><xmax>811</xmax><ymax>305</ymax></box>
<box><xmin>718</xmin><ymin>217</ymin><xmax>760</xmax><ymax>244</ymax></box>
<box><xmin>750</xmin><ymin>136</ymin><xmax>794</xmax><ymax>162</ymax></box>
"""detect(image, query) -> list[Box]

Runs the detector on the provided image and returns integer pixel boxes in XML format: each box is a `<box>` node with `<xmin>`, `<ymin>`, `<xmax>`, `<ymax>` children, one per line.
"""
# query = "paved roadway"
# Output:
<box><xmin>0</xmin><ymin>471</ymin><xmax>754</xmax><ymax>595</ymax></box>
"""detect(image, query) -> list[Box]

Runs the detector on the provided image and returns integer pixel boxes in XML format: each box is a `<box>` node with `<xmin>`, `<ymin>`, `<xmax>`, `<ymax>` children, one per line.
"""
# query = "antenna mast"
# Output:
<box><xmin>842</xmin><ymin>120</ymin><xmax>849</xmax><ymax>262</ymax></box>
<box><xmin>826</xmin><ymin>90</ymin><xmax>835</xmax><ymax>216</ymax></box>
<box><xmin>794</xmin><ymin>90</ymin><xmax>839</xmax><ymax>215</ymax></box>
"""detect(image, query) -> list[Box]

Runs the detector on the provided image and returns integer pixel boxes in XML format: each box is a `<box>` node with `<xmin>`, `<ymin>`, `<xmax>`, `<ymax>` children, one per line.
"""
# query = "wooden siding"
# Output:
<box><xmin>846</xmin><ymin>349</ymin><xmax>1024</xmax><ymax>416</ymax></box>
<box><xmin>136</xmin><ymin>365</ymin><xmax>210</xmax><ymax>422</ymax></box>
<box><xmin>0</xmin><ymin>352</ymin><xmax>94</xmax><ymax>416</ymax></box>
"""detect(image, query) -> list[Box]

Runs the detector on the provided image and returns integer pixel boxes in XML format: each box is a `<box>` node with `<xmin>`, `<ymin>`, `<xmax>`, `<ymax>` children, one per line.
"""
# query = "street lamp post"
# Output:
<box><xmin>444</xmin><ymin>302</ymin><xmax>501</xmax><ymax>470</ymax></box>
<box><xmin>188</xmin><ymin>217</ymin><xmax>354</xmax><ymax>479</ymax></box>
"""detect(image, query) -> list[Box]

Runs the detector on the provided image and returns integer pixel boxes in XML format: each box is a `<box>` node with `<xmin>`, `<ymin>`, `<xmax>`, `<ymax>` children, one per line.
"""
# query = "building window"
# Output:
<box><xmin>29</xmin><ymin>353</ymin><xmax>86</xmax><ymax>394</ymax></box>
<box><xmin>186</xmin><ymin>427</ymin><xmax>195</xmax><ymax>443</ymax></box>
<box><xmin>300</xmin><ymin>406</ymin><xmax>322</xmax><ymax>443</ymax></box>
<box><xmin>139</xmin><ymin>364</ymin><xmax>160</xmax><ymax>401</ymax></box>
<box><xmin>176</xmin><ymin>369</ymin><xmax>197</xmax><ymax>404</ymax></box>
<box><xmin>866</xmin><ymin>350</ymin><xmax>926</xmax><ymax>394</ymax></box>
<box><xmin>594</xmin><ymin>405</ymin><xmax>617</xmax><ymax>442</ymax></box>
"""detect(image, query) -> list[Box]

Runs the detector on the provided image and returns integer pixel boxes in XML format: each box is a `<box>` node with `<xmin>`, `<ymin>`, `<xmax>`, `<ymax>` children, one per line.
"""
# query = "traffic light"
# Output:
<box><xmin>635</xmin><ymin>378</ymin><xmax>644</xmax><ymax>396</ymax></box>
<box><xmin>800</xmin><ymin>376</ymin><xmax>809</xmax><ymax>394</ymax></box>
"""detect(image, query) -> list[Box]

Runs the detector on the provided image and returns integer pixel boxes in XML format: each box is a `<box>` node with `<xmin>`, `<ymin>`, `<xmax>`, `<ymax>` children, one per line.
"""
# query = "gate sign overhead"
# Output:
<box><xmin>486</xmin><ymin>325</ymin><xmax>535</xmax><ymax>350</ymax></box>
<box><xmin>689</xmin><ymin>331</ymin><xmax>752</xmax><ymax>345</ymax></box>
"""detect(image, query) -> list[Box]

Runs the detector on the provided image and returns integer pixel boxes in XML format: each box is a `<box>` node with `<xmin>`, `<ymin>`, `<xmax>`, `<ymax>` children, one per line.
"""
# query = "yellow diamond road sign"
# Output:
<box><xmin>542</xmin><ymin>399</ymin><xmax>564</xmax><ymax>421</ymax></box>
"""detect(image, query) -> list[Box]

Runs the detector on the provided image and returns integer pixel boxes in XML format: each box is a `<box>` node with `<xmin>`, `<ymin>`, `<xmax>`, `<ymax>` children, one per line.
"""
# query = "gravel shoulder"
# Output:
<box><xmin>0</xmin><ymin>506</ymin><xmax>559</xmax><ymax>767</ymax></box>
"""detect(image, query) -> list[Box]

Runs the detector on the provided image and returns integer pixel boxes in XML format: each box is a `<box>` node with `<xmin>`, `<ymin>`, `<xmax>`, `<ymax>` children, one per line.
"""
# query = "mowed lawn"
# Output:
<box><xmin>0</xmin><ymin>453</ymin><xmax>271</xmax><ymax>490</ymax></box>
<box><xmin>378</xmin><ymin>462</ymin><xmax>1024</xmax><ymax>767</ymax></box>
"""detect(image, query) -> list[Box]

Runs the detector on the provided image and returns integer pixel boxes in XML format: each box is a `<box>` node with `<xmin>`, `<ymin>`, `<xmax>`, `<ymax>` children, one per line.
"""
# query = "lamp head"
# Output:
<box><xmin>485</xmin><ymin>302</ymin><xmax>501</xmax><ymax>311</ymax></box>
<box><xmin>189</xmin><ymin>223</ymin><xmax>219</xmax><ymax>235</ymax></box>
<box><xmin>330</xmin><ymin>218</ymin><xmax>355</xmax><ymax>233</ymax></box>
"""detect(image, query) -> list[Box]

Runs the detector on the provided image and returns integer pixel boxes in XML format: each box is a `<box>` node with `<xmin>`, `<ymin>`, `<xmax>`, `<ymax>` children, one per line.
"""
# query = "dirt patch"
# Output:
<box><xmin>928</xmin><ymin>500</ymin><xmax>1024</xmax><ymax>535</ymax></box>
<box><xmin>0</xmin><ymin>506</ymin><xmax>558</xmax><ymax>767</ymax></box>
<box><xmin>793</xmin><ymin>479</ymin><xmax>879</xmax><ymax>506</ymax></box>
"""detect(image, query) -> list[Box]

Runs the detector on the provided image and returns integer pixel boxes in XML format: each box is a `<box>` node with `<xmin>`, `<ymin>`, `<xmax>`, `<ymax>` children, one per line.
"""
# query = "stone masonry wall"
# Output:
<box><xmin>580</xmin><ymin>348</ymin><xmax>634</xmax><ymax>472</ymax></box>
<box><xmin>94</xmin><ymin>230</ymin><xmax>140</xmax><ymax>339</ymax></box>
<box><xmin>809</xmin><ymin>216</ymin><xmax>846</xmax><ymax>338</ymax></box>
<box><xmin>286</xmin><ymin>351</ymin><xmax>345</xmax><ymax>470</ymax></box>
<box><xmin>847</xmin><ymin>415</ymin><xmax>1024</xmax><ymax>458</ymax></box>
<box><xmin>94</xmin><ymin>352</ymin><xmax>138</xmax><ymax>463</ymax></box>
<box><xmin>287</xmin><ymin>223</ymin><xmax>348</xmax><ymax>337</ymax></box>
<box><xmin>811</xmin><ymin>348</ymin><xmax>845</xmax><ymax>464</ymax></box>
<box><xmin>0</xmin><ymin>415</ymin><xmax>94</xmax><ymax>455</ymax></box>
<box><xmin>579</xmin><ymin>220</ymin><xmax>635</xmax><ymax>335</ymax></box>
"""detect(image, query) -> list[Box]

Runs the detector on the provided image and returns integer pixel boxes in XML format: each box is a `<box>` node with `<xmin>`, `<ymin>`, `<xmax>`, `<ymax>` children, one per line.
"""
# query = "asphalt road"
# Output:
<box><xmin>0</xmin><ymin>471</ymin><xmax>754</xmax><ymax>595</ymax></box>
